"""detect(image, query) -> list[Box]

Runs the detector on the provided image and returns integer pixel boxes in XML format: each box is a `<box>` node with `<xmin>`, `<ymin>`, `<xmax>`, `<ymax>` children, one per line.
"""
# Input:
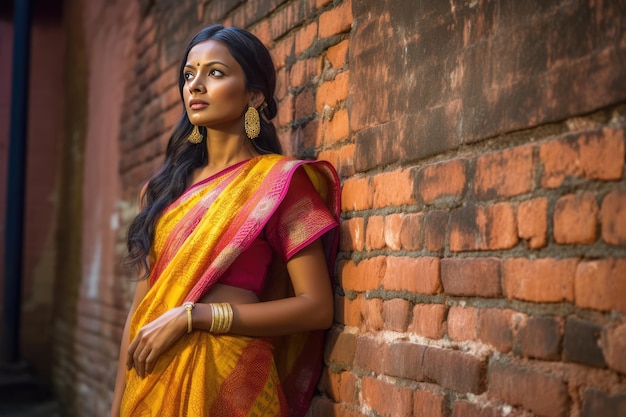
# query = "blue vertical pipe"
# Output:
<box><xmin>1</xmin><ymin>0</ymin><xmax>32</xmax><ymax>363</ymax></box>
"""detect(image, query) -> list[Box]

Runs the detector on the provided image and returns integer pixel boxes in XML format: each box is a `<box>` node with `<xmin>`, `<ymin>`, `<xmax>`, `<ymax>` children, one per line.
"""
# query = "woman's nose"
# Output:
<box><xmin>188</xmin><ymin>77</ymin><xmax>206</xmax><ymax>93</ymax></box>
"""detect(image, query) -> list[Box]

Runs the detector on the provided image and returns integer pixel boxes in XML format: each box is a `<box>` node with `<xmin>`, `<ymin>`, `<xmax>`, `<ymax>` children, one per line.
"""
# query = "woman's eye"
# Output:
<box><xmin>209</xmin><ymin>69</ymin><xmax>224</xmax><ymax>77</ymax></box>
<box><xmin>184</xmin><ymin>71</ymin><xmax>195</xmax><ymax>81</ymax></box>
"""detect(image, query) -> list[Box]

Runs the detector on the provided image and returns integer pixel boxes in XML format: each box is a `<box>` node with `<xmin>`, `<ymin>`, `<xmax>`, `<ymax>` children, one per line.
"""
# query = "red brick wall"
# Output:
<box><xmin>51</xmin><ymin>0</ymin><xmax>626</xmax><ymax>416</ymax></box>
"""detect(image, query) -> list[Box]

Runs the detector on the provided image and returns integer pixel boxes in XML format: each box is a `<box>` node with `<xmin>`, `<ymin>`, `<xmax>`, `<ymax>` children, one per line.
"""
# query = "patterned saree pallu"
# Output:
<box><xmin>121</xmin><ymin>154</ymin><xmax>340</xmax><ymax>417</ymax></box>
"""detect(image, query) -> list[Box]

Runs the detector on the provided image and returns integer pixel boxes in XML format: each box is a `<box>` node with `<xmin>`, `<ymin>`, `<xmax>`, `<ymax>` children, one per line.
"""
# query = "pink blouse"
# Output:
<box><xmin>218</xmin><ymin>167</ymin><xmax>337</xmax><ymax>296</ymax></box>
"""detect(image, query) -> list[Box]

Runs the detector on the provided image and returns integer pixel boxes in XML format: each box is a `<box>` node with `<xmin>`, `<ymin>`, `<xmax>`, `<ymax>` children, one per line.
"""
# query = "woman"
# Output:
<box><xmin>110</xmin><ymin>25</ymin><xmax>340</xmax><ymax>417</ymax></box>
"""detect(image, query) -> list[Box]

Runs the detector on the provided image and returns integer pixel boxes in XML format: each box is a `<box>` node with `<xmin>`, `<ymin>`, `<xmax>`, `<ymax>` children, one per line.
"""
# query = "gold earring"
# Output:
<box><xmin>244</xmin><ymin>106</ymin><xmax>260</xmax><ymax>139</ymax></box>
<box><xmin>187</xmin><ymin>125</ymin><xmax>203</xmax><ymax>144</ymax></box>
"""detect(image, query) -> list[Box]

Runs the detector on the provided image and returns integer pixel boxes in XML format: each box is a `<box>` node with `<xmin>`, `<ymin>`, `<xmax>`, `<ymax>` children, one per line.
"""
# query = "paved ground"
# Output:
<box><xmin>0</xmin><ymin>362</ymin><xmax>63</xmax><ymax>417</ymax></box>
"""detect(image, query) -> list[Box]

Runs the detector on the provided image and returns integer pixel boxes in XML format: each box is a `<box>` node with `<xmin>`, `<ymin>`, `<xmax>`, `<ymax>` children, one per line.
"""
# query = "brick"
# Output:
<box><xmin>449</xmin><ymin>203</ymin><xmax>518</xmax><ymax>251</ymax></box>
<box><xmin>318</xmin><ymin>368</ymin><xmax>342</xmax><ymax>401</ymax></box>
<box><xmin>478</xmin><ymin>308</ymin><xmax>523</xmax><ymax>353</ymax></box>
<box><xmin>517</xmin><ymin>197</ymin><xmax>548</xmax><ymax>249</ymax></box>
<box><xmin>290</xmin><ymin>57</ymin><xmax>320</xmax><ymax>88</ymax></box>
<box><xmin>563</xmin><ymin>316</ymin><xmax>606</xmax><ymax>368</ymax></box>
<box><xmin>423</xmin><ymin>347</ymin><xmax>485</xmax><ymax>394</ymax></box>
<box><xmin>601</xmin><ymin>190</ymin><xmax>626</xmax><ymax>245</ymax></box>
<box><xmin>408</xmin><ymin>304</ymin><xmax>446</xmax><ymax>339</ymax></box>
<box><xmin>554</xmin><ymin>192</ymin><xmax>599</xmax><ymax>244</ymax></box>
<box><xmin>424</xmin><ymin>210</ymin><xmax>448</xmax><ymax>252</ymax></box>
<box><xmin>441</xmin><ymin>258</ymin><xmax>501</xmax><ymax>297</ymax></box>
<box><xmin>295</xmin><ymin>88</ymin><xmax>315</xmax><ymax>120</ymax></box>
<box><xmin>327</xmin><ymin>39</ymin><xmax>349</xmax><ymax>69</ymax></box>
<box><xmin>517</xmin><ymin>316</ymin><xmax>562</xmax><ymax>360</ymax></box>
<box><xmin>295</xmin><ymin>21</ymin><xmax>318</xmax><ymax>56</ymax></box>
<box><xmin>489</xmin><ymin>360</ymin><xmax>568</xmax><ymax>417</ymax></box>
<box><xmin>502</xmin><ymin>258</ymin><xmax>577</xmax><ymax>303</ymax></box>
<box><xmin>277</xmin><ymin>93</ymin><xmax>294</xmax><ymax>127</ymax></box>
<box><xmin>338</xmin><ymin>257</ymin><xmax>386</xmax><ymax>292</ymax></box>
<box><xmin>365</xmin><ymin>215</ymin><xmax>385</xmax><ymax>250</ymax></box>
<box><xmin>540</xmin><ymin>128</ymin><xmax>625</xmax><ymax>188</ymax></box>
<box><xmin>382</xmin><ymin>342</ymin><xmax>427</xmax><ymax>381</ymax></box>
<box><xmin>355</xmin><ymin>335</ymin><xmax>385</xmax><ymax>374</ymax></box>
<box><xmin>372</xmin><ymin>169</ymin><xmax>416</xmax><ymax>208</ymax></box>
<box><xmin>384</xmin><ymin>213</ymin><xmax>404</xmax><ymax>250</ymax></box>
<box><xmin>582</xmin><ymin>388</ymin><xmax>626</xmax><ymax>417</ymax></box>
<box><xmin>341</xmin><ymin>177</ymin><xmax>371</xmax><ymax>211</ymax></box>
<box><xmin>325</xmin><ymin>107</ymin><xmax>349</xmax><ymax>144</ymax></box>
<box><xmin>324</xmin><ymin>327</ymin><xmax>356</xmax><ymax>368</ymax></box>
<box><xmin>318</xmin><ymin>0</ymin><xmax>353</xmax><ymax>38</ymax></box>
<box><xmin>600</xmin><ymin>322</ymin><xmax>626</xmax><ymax>374</ymax></box>
<box><xmin>399</xmin><ymin>213</ymin><xmax>423</xmax><ymax>251</ymax></box>
<box><xmin>316</xmin><ymin>70</ymin><xmax>349</xmax><ymax>112</ymax></box>
<box><xmin>474</xmin><ymin>146</ymin><xmax>534</xmax><ymax>199</ymax></box>
<box><xmin>362</xmin><ymin>376</ymin><xmax>413</xmax><ymax>417</ymax></box>
<box><xmin>340</xmin><ymin>217</ymin><xmax>365</xmax><ymax>251</ymax></box>
<box><xmin>383</xmin><ymin>298</ymin><xmax>410</xmax><ymax>332</ymax></box>
<box><xmin>452</xmin><ymin>401</ymin><xmax>504</xmax><ymax>417</ymax></box>
<box><xmin>447</xmin><ymin>306</ymin><xmax>479</xmax><ymax>342</ymax></box>
<box><xmin>338</xmin><ymin>294</ymin><xmax>362</xmax><ymax>328</ymax></box>
<box><xmin>270</xmin><ymin>33</ymin><xmax>294</xmax><ymax>70</ymax></box>
<box><xmin>413</xmin><ymin>390</ymin><xmax>446</xmax><ymax>417</ymax></box>
<box><xmin>575</xmin><ymin>258</ymin><xmax>626</xmax><ymax>312</ymax></box>
<box><xmin>317</xmin><ymin>144</ymin><xmax>355</xmax><ymax>178</ymax></box>
<box><xmin>418</xmin><ymin>159</ymin><xmax>467</xmax><ymax>205</ymax></box>
<box><xmin>383</xmin><ymin>257</ymin><xmax>441</xmax><ymax>295</ymax></box>
<box><xmin>361</xmin><ymin>297</ymin><xmax>384</xmax><ymax>332</ymax></box>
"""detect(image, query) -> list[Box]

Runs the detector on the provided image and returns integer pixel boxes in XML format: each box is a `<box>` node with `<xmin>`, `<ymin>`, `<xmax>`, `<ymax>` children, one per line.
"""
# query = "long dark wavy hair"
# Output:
<box><xmin>126</xmin><ymin>25</ymin><xmax>283</xmax><ymax>278</ymax></box>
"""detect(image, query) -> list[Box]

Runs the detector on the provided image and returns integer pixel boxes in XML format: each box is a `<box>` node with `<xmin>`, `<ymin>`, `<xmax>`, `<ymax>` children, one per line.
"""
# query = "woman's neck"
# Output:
<box><xmin>204</xmin><ymin>129</ymin><xmax>257</xmax><ymax>169</ymax></box>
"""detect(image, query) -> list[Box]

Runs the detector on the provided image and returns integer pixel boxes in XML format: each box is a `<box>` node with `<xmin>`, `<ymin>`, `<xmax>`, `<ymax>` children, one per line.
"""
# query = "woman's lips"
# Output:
<box><xmin>189</xmin><ymin>99</ymin><xmax>208</xmax><ymax>110</ymax></box>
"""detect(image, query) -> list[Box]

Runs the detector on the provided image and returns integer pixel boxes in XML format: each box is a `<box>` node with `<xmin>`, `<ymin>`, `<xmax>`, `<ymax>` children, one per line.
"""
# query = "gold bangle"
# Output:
<box><xmin>183</xmin><ymin>301</ymin><xmax>195</xmax><ymax>333</ymax></box>
<box><xmin>209</xmin><ymin>303</ymin><xmax>233</xmax><ymax>334</ymax></box>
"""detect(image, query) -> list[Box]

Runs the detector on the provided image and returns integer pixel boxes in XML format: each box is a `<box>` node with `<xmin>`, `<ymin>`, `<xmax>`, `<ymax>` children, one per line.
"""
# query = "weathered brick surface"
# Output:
<box><xmin>423</xmin><ymin>347</ymin><xmax>485</xmax><ymax>394</ymax></box>
<box><xmin>540</xmin><ymin>128</ymin><xmax>625</xmax><ymax>188</ymax></box>
<box><xmin>447</xmin><ymin>306</ymin><xmax>479</xmax><ymax>342</ymax></box>
<box><xmin>417</xmin><ymin>159</ymin><xmax>468</xmax><ymax>205</ymax></box>
<box><xmin>449</xmin><ymin>203</ymin><xmax>518</xmax><ymax>251</ymax></box>
<box><xmin>575</xmin><ymin>258</ymin><xmax>626</xmax><ymax>312</ymax></box>
<box><xmin>478</xmin><ymin>308</ymin><xmax>521</xmax><ymax>353</ymax></box>
<box><xmin>517</xmin><ymin>316</ymin><xmax>562</xmax><ymax>360</ymax></box>
<box><xmin>408</xmin><ymin>304</ymin><xmax>446</xmax><ymax>339</ymax></box>
<box><xmin>441</xmin><ymin>258</ymin><xmax>501</xmax><ymax>297</ymax></box>
<box><xmin>362</xmin><ymin>376</ymin><xmax>414</xmax><ymax>417</ymax></box>
<box><xmin>413</xmin><ymin>390</ymin><xmax>446</xmax><ymax>417</ymax></box>
<box><xmin>502</xmin><ymin>258</ymin><xmax>577</xmax><ymax>303</ymax></box>
<box><xmin>382</xmin><ymin>342</ymin><xmax>427</xmax><ymax>381</ymax></box>
<box><xmin>383</xmin><ymin>298</ymin><xmax>410</xmax><ymax>332</ymax></box>
<box><xmin>383</xmin><ymin>256</ymin><xmax>441</xmax><ymax>294</ymax></box>
<box><xmin>517</xmin><ymin>197</ymin><xmax>548</xmax><ymax>249</ymax></box>
<box><xmin>553</xmin><ymin>192</ymin><xmax>599</xmax><ymax>244</ymax></box>
<box><xmin>424</xmin><ymin>210</ymin><xmax>448</xmax><ymax>252</ymax></box>
<box><xmin>474</xmin><ymin>146</ymin><xmax>534</xmax><ymax>199</ymax></box>
<box><xmin>600</xmin><ymin>322</ymin><xmax>626</xmax><ymax>375</ymax></box>
<box><xmin>489</xmin><ymin>360</ymin><xmax>569</xmax><ymax>417</ymax></box>
<box><xmin>581</xmin><ymin>389</ymin><xmax>626</xmax><ymax>417</ymax></box>
<box><xmin>601</xmin><ymin>190</ymin><xmax>626</xmax><ymax>245</ymax></box>
<box><xmin>563</xmin><ymin>317</ymin><xmax>606</xmax><ymax>368</ymax></box>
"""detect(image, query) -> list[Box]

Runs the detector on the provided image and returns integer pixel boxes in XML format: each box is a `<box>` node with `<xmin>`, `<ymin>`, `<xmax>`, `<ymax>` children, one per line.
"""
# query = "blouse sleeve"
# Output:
<box><xmin>265</xmin><ymin>166</ymin><xmax>338</xmax><ymax>262</ymax></box>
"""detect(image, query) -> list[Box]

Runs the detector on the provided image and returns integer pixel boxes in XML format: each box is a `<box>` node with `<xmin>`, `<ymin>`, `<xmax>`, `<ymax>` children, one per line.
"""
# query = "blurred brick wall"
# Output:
<box><xmin>51</xmin><ymin>0</ymin><xmax>626</xmax><ymax>416</ymax></box>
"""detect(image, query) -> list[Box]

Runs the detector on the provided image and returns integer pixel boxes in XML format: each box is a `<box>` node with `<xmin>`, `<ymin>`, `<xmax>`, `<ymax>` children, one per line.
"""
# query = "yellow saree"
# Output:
<box><xmin>121</xmin><ymin>154</ymin><xmax>340</xmax><ymax>417</ymax></box>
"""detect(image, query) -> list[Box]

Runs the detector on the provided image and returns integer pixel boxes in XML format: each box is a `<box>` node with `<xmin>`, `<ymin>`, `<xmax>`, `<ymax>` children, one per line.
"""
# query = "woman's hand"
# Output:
<box><xmin>126</xmin><ymin>306</ymin><xmax>188</xmax><ymax>378</ymax></box>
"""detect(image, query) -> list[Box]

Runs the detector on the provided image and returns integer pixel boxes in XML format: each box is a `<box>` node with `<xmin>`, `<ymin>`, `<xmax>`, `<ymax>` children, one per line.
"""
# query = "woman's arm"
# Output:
<box><xmin>195</xmin><ymin>238</ymin><xmax>334</xmax><ymax>335</ymax></box>
<box><xmin>109</xmin><ymin>278</ymin><xmax>149</xmax><ymax>417</ymax></box>
<box><xmin>127</xmin><ymin>238</ymin><xmax>334</xmax><ymax>378</ymax></box>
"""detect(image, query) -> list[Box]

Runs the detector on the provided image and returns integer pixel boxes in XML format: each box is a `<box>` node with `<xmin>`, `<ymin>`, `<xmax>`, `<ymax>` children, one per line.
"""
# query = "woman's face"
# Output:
<box><xmin>183</xmin><ymin>40</ymin><xmax>253</xmax><ymax>132</ymax></box>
